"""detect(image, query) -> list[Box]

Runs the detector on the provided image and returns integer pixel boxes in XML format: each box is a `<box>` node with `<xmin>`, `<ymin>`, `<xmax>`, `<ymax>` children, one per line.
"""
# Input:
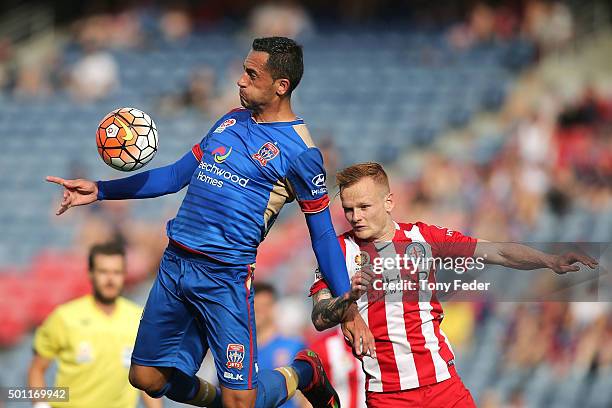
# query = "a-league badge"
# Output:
<box><xmin>357</xmin><ymin>251</ymin><xmax>371</xmax><ymax>268</ymax></box>
<box><xmin>252</xmin><ymin>142</ymin><xmax>280</xmax><ymax>166</ymax></box>
<box><xmin>226</xmin><ymin>343</ymin><xmax>245</xmax><ymax>370</ymax></box>
<box><xmin>214</xmin><ymin>118</ymin><xmax>236</xmax><ymax>133</ymax></box>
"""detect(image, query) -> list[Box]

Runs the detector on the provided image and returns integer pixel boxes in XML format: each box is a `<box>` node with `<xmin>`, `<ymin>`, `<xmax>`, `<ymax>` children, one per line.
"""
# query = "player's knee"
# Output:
<box><xmin>128</xmin><ymin>364</ymin><xmax>171</xmax><ymax>396</ymax></box>
<box><xmin>221</xmin><ymin>388</ymin><xmax>256</xmax><ymax>408</ymax></box>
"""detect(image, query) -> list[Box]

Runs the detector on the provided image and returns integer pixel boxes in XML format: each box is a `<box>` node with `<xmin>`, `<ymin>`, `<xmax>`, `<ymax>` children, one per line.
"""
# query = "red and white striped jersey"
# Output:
<box><xmin>310</xmin><ymin>221</ymin><xmax>477</xmax><ymax>393</ymax></box>
<box><xmin>309</xmin><ymin>328</ymin><xmax>366</xmax><ymax>408</ymax></box>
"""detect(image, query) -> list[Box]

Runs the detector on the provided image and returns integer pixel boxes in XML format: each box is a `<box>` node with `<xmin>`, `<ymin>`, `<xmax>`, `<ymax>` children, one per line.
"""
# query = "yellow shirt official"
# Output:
<box><xmin>33</xmin><ymin>295</ymin><xmax>143</xmax><ymax>408</ymax></box>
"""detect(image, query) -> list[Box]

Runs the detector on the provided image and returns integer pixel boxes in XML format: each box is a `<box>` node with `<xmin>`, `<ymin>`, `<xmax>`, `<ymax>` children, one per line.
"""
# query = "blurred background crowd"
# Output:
<box><xmin>0</xmin><ymin>0</ymin><xmax>610</xmax><ymax>407</ymax></box>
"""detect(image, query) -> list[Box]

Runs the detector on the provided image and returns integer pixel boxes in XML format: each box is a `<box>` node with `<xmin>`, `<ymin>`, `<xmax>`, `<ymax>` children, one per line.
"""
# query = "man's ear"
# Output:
<box><xmin>275</xmin><ymin>78</ymin><xmax>291</xmax><ymax>96</ymax></box>
<box><xmin>384</xmin><ymin>192</ymin><xmax>395</xmax><ymax>213</ymax></box>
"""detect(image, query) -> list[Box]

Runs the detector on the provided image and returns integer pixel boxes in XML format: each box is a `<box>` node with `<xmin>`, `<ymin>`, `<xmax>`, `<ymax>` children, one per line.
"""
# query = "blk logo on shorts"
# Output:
<box><xmin>226</xmin><ymin>343</ymin><xmax>245</xmax><ymax>370</ymax></box>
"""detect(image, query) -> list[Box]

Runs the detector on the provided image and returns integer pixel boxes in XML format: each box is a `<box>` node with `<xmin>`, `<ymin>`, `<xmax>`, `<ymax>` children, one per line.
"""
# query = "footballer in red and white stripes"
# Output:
<box><xmin>310</xmin><ymin>329</ymin><xmax>367</xmax><ymax>408</ymax></box>
<box><xmin>310</xmin><ymin>162</ymin><xmax>597</xmax><ymax>407</ymax></box>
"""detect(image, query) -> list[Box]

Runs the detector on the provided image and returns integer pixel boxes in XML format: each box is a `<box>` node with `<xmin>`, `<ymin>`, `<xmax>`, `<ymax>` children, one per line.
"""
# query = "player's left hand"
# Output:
<box><xmin>341</xmin><ymin>304</ymin><xmax>376</xmax><ymax>358</ymax></box>
<box><xmin>550</xmin><ymin>252</ymin><xmax>598</xmax><ymax>274</ymax></box>
<box><xmin>349</xmin><ymin>268</ymin><xmax>375</xmax><ymax>301</ymax></box>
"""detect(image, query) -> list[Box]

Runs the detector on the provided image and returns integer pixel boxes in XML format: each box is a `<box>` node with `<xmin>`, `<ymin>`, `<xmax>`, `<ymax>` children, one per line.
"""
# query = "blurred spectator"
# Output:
<box><xmin>160</xmin><ymin>8</ymin><xmax>193</xmax><ymax>43</ymax></box>
<box><xmin>523</xmin><ymin>0</ymin><xmax>574</xmax><ymax>53</ymax></box>
<box><xmin>254</xmin><ymin>282</ymin><xmax>307</xmax><ymax>408</ymax></box>
<box><xmin>319</xmin><ymin>136</ymin><xmax>340</xmax><ymax>178</ymax></box>
<box><xmin>447</xmin><ymin>2</ymin><xmax>519</xmax><ymax>49</ymax></box>
<box><xmin>479</xmin><ymin>390</ymin><xmax>503</xmax><ymax>408</ymax></box>
<box><xmin>157</xmin><ymin>65</ymin><xmax>217</xmax><ymax>116</ymax></box>
<box><xmin>447</xmin><ymin>0</ymin><xmax>573</xmax><ymax>55</ymax></box>
<box><xmin>505</xmin><ymin>388</ymin><xmax>526</xmax><ymax>408</ymax></box>
<box><xmin>12</xmin><ymin>63</ymin><xmax>53</xmax><ymax>99</ymax></box>
<box><xmin>249</xmin><ymin>1</ymin><xmax>313</xmax><ymax>39</ymax></box>
<box><xmin>0</xmin><ymin>37</ymin><xmax>14</xmax><ymax>91</ymax></box>
<box><xmin>108</xmin><ymin>10</ymin><xmax>145</xmax><ymax>50</ymax></box>
<box><xmin>74</xmin><ymin>13</ymin><xmax>143</xmax><ymax>51</ymax></box>
<box><xmin>470</xmin><ymin>3</ymin><xmax>497</xmax><ymax>43</ymax></box>
<box><xmin>69</xmin><ymin>46</ymin><xmax>119</xmax><ymax>102</ymax></box>
<box><xmin>209</xmin><ymin>58</ymin><xmax>244</xmax><ymax>117</ymax></box>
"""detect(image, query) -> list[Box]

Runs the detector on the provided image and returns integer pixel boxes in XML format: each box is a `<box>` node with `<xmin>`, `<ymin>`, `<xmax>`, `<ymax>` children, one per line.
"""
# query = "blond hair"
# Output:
<box><xmin>336</xmin><ymin>162</ymin><xmax>390</xmax><ymax>191</ymax></box>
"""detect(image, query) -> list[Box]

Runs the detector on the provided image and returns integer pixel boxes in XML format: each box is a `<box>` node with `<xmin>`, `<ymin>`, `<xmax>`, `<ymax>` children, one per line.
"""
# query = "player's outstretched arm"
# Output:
<box><xmin>475</xmin><ymin>240</ymin><xmax>598</xmax><ymax>274</ymax></box>
<box><xmin>46</xmin><ymin>150</ymin><xmax>198</xmax><ymax>215</ymax></box>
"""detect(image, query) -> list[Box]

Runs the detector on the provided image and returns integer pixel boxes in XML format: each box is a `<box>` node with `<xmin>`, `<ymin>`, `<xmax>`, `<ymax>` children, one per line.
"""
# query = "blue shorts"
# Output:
<box><xmin>132</xmin><ymin>243</ymin><xmax>258</xmax><ymax>389</ymax></box>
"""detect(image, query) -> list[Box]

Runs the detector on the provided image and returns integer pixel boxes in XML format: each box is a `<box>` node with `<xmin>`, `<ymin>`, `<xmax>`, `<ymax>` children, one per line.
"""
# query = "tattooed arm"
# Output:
<box><xmin>311</xmin><ymin>289</ymin><xmax>354</xmax><ymax>331</ymax></box>
<box><xmin>311</xmin><ymin>270</ymin><xmax>377</xmax><ymax>356</ymax></box>
<box><xmin>311</xmin><ymin>268</ymin><xmax>375</xmax><ymax>331</ymax></box>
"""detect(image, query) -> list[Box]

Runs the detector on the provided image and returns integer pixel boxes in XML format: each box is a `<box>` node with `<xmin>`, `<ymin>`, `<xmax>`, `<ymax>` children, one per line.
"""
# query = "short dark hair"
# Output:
<box><xmin>88</xmin><ymin>242</ymin><xmax>125</xmax><ymax>270</ymax></box>
<box><xmin>252</xmin><ymin>36</ymin><xmax>303</xmax><ymax>94</ymax></box>
<box><xmin>253</xmin><ymin>281</ymin><xmax>277</xmax><ymax>299</ymax></box>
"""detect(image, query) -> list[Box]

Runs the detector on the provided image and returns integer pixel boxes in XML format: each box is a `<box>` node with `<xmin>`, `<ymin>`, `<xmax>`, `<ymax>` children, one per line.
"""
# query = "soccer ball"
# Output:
<box><xmin>96</xmin><ymin>107</ymin><xmax>158</xmax><ymax>171</ymax></box>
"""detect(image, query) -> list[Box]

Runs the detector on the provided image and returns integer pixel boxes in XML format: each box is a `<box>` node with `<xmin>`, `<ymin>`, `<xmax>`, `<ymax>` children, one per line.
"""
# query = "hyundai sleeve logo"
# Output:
<box><xmin>311</xmin><ymin>173</ymin><xmax>326</xmax><ymax>187</ymax></box>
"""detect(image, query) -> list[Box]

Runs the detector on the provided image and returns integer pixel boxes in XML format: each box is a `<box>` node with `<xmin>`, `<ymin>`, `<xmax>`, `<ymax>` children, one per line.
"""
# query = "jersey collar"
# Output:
<box><xmin>250</xmin><ymin>116</ymin><xmax>304</xmax><ymax>127</ymax></box>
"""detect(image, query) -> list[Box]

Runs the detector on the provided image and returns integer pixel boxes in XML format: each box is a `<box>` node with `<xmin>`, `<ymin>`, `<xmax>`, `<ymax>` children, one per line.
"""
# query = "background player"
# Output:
<box><xmin>309</xmin><ymin>162</ymin><xmax>598</xmax><ymax>408</ymax></box>
<box><xmin>28</xmin><ymin>243</ymin><xmax>162</xmax><ymax>408</ymax></box>
<box><xmin>46</xmin><ymin>37</ymin><xmax>372</xmax><ymax>408</ymax></box>
<box><xmin>253</xmin><ymin>282</ymin><xmax>307</xmax><ymax>408</ymax></box>
<box><xmin>309</xmin><ymin>328</ymin><xmax>366</xmax><ymax>408</ymax></box>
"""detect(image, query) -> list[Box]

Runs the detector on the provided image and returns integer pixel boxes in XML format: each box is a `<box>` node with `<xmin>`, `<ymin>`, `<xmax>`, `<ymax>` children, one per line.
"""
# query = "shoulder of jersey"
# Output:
<box><xmin>224</xmin><ymin>107</ymin><xmax>250</xmax><ymax>120</ymax></box>
<box><xmin>397</xmin><ymin>222</ymin><xmax>416</xmax><ymax>232</ymax></box>
<box><xmin>289</xmin><ymin>122</ymin><xmax>316</xmax><ymax>149</ymax></box>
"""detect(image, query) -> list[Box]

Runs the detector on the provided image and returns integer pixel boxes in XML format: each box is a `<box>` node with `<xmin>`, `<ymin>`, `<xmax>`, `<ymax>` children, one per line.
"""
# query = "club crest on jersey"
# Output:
<box><xmin>214</xmin><ymin>118</ymin><xmax>236</xmax><ymax>133</ymax></box>
<box><xmin>226</xmin><ymin>344</ymin><xmax>245</xmax><ymax>370</ymax></box>
<box><xmin>405</xmin><ymin>242</ymin><xmax>426</xmax><ymax>260</ymax></box>
<box><xmin>252</xmin><ymin>142</ymin><xmax>280</xmax><ymax>166</ymax></box>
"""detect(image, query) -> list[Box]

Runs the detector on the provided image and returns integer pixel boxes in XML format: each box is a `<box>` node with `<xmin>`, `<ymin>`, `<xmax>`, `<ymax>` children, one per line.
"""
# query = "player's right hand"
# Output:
<box><xmin>46</xmin><ymin>176</ymin><xmax>98</xmax><ymax>215</ymax></box>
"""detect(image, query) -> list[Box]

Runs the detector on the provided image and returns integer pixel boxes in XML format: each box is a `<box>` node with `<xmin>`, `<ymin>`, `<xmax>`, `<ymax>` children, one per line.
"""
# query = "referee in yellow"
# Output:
<box><xmin>27</xmin><ymin>242</ymin><xmax>162</xmax><ymax>408</ymax></box>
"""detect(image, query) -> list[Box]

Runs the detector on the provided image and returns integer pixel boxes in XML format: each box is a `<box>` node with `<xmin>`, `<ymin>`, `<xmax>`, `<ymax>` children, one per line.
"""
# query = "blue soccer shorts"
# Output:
<box><xmin>132</xmin><ymin>243</ymin><xmax>258</xmax><ymax>389</ymax></box>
